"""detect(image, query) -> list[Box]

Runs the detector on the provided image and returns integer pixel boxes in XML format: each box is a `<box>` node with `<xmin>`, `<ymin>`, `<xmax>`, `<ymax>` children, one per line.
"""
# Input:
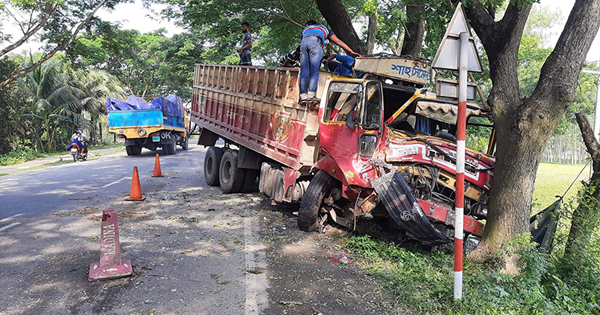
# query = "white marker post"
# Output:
<box><xmin>431</xmin><ymin>3</ymin><xmax>483</xmax><ymax>301</ymax></box>
<box><xmin>454</xmin><ymin>31</ymin><xmax>469</xmax><ymax>301</ymax></box>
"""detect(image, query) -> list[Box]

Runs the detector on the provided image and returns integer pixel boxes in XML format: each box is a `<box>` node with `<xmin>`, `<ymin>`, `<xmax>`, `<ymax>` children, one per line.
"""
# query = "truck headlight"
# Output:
<box><xmin>138</xmin><ymin>128</ymin><xmax>147</xmax><ymax>137</ymax></box>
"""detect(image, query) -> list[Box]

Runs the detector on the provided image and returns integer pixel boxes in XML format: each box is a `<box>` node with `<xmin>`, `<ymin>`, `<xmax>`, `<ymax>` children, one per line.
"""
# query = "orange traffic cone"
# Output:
<box><xmin>152</xmin><ymin>154</ymin><xmax>163</xmax><ymax>177</ymax></box>
<box><xmin>126</xmin><ymin>166</ymin><xmax>146</xmax><ymax>201</ymax></box>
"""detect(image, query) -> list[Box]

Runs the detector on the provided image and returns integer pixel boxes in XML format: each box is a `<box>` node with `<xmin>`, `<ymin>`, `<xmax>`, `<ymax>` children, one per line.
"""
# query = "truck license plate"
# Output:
<box><xmin>152</xmin><ymin>136</ymin><xmax>160</xmax><ymax>142</ymax></box>
<box><xmin>390</xmin><ymin>146</ymin><xmax>419</xmax><ymax>159</ymax></box>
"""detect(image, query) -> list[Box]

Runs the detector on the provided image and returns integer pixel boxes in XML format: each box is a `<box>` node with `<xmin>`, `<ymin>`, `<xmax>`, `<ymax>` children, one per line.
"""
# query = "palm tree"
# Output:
<box><xmin>18</xmin><ymin>56</ymin><xmax>125</xmax><ymax>152</ymax></box>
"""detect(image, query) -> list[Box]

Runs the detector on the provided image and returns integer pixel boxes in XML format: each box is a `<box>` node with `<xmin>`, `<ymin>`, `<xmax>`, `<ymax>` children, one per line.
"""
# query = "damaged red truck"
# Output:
<box><xmin>190</xmin><ymin>56</ymin><xmax>494</xmax><ymax>246</ymax></box>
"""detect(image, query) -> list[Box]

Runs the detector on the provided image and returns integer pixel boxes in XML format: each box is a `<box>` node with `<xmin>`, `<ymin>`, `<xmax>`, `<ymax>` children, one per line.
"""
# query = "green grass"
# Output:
<box><xmin>533</xmin><ymin>163</ymin><xmax>590</xmax><ymax>211</ymax></box>
<box><xmin>345</xmin><ymin>234</ymin><xmax>599</xmax><ymax>315</ymax></box>
<box><xmin>0</xmin><ymin>143</ymin><xmax>122</xmax><ymax>167</ymax></box>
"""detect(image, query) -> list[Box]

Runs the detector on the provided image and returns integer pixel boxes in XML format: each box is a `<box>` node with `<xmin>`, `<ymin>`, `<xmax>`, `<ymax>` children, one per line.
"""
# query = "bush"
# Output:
<box><xmin>0</xmin><ymin>149</ymin><xmax>46</xmax><ymax>166</ymax></box>
<box><xmin>344</xmin><ymin>234</ymin><xmax>600</xmax><ymax>315</ymax></box>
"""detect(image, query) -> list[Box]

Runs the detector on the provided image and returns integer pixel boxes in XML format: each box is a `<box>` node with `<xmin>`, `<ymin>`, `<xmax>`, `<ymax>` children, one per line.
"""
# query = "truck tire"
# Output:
<box><xmin>126</xmin><ymin>144</ymin><xmax>142</xmax><ymax>156</ymax></box>
<box><xmin>181</xmin><ymin>136</ymin><xmax>189</xmax><ymax>150</ymax></box>
<box><xmin>204</xmin><ymin>147</ymin><xmax>224</xmax><ymax>186</ymax></box>
<box><xmin>163</xmin><ymin>141</ymin><xmax>176</xmax><ymax>155</ymax></box>
<box><xmin>241</xmin><ymin>169</ymin><xmax>259</xmax><ymax>193</ymax></box>
<box><xmin>298</xmin><ymin>170</ymin><xmax>338</xmax><ymax>232</ymax></box>
<box><xmin>219</xmin><ymin>149</ymin><xmax>245</xmax><ymax>193</ymax></box>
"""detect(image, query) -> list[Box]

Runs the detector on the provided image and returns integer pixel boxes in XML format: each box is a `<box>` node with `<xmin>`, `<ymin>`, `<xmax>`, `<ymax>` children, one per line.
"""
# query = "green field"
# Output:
<box><xmin>532</xmin><ymin>162</ymin><xmax>590</xmax><ymax>211</ymax></box>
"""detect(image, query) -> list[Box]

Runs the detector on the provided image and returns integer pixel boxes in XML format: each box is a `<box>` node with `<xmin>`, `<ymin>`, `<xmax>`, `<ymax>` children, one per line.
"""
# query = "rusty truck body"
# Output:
<box><xmin>191</xmin><ymin>57</ymin><xmax>494</xmax><ymax>245</ymax></box>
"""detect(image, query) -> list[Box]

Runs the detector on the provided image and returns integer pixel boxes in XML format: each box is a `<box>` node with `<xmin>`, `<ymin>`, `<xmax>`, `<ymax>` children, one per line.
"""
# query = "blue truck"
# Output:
<box><xmin>107</xmin><ymin>95</ymin><xmax>189</xmax><ymax>156</ymax></box>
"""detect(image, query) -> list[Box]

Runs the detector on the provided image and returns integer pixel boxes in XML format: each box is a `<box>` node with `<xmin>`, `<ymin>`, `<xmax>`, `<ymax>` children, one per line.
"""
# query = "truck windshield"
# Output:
<box><xmin>324</xmin><ymin>82</ymin><xmax>361</xmax><ymax>122</ymax></box>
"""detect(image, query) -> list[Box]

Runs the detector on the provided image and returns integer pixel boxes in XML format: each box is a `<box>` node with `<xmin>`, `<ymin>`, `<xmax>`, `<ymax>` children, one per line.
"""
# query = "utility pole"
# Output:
<box><xmin>583</xmin><ymin>62</ymin><xmax>600</xmax><ymax>178</ymax></box>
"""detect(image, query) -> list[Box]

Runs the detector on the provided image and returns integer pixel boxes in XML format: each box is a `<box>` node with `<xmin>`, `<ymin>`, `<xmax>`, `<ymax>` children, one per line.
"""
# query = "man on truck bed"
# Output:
<box><xmin>323</xmin><ymin>53</ymin><xmax>360</xmax><ymax>77</ymax></box>
<box><xmin>237</xmin><ymin>21</ymin><xmax>253</xmax><ymax>66</ymax></box>
<box><xmin>299</xmin><ymin>20</ymin><xmax>360</xmax><ymax>104</ymax></box>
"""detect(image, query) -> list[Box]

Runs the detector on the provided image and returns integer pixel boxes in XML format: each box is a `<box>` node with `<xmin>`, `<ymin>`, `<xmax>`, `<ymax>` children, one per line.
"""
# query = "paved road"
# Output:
<box><xmin>0</xmin><ymin>146</ymin><xmax>269</xmax><ymax>315</ymax></box>
<box><xmin>0</xmin><ymin>145</ymin><xmax>402</xmax><ymax>315</ymax></box>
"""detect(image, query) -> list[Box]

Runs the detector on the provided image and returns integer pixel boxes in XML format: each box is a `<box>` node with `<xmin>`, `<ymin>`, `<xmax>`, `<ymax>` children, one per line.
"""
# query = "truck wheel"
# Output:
<box><xmin>126</xmin><ymin>144</ymin><xmax>142</xmax><ymax>156</ymax></box>
<box><xmin>181</xmin><ymin>137</ymin><xmax>189</xmax><ymax>150</ymax></box>
<box><xmin>298</xmin><ymin>170</ymin><xmax>338</xmax><ymax>232</ymax></box>
<box><xmin>219</xmin><ymin>149</ymin><xmax>245</xmax><ymax>193</ymax></box>
<box><xmin>241</xmin><ymin>169</ymin><xmax>259</xmax><ymax>193</ymax></box>
<box><xmin>204</xmin><ymin>147</ymin><xmax>224</xmax><ymax>186</ymax></box>
<box><xmin>163</xmin><ymin>141</ymin><xmax>176</xmax><ymax>155</ymax></box>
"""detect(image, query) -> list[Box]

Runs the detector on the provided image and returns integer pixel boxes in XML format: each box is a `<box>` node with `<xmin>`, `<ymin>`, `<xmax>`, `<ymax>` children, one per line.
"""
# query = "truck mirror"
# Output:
<box><xmin>345</xmin><ymin>110</ymin><xmax>356</xmax><ymax>129</ymax></box>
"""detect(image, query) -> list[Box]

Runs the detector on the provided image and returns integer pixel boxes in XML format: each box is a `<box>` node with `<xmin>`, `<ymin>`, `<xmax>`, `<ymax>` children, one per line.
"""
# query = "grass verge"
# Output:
<box><xmin>0</xmin><ymin>143</ymin><xmax>122</xmax><ymax>167</ymax></box>
<box><xmin>344</xmin><ymin>234</ymin><xmax>599</xmax><ymax>315</ymax></box>
<box><xmin>0</xmin><ymin>147</ymin><xmax>125</xmax><ymax>176</ymax></box>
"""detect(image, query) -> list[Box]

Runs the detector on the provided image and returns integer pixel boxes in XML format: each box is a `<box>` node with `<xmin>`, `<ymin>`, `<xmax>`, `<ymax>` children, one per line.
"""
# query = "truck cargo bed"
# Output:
<box><xmin>191</xmin><ymin>64</ymin><xmax>332</xmax><ymax>172</ymax></box>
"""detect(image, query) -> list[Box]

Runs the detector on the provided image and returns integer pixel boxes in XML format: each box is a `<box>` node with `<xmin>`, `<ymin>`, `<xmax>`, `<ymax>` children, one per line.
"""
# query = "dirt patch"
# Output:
<box><xmin>256</xmin><ymin>201</ymin><xmax>407</xmax><ymax>315</ymax></box>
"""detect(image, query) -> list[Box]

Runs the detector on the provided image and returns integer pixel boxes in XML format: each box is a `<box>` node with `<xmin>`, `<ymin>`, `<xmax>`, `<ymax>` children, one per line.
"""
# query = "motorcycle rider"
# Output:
<box><xmin>71</xmin><ymin>129</ymin><xmax>89</xmax><ymax>154</ymax></box>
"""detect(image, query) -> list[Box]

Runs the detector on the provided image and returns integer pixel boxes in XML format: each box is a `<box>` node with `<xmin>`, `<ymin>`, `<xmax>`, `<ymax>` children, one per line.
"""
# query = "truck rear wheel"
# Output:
<box><xmin>219</xmin><ymin>149</ymin><xmax>245</xmax><ymax>193</ymax></box>
<box><xmin>298</xmin><ymin>170</ymin><xmax>338</xmax><ymax>232</ymax></box>
<box><xmin>204</xmin><ymin>146</ymin><xmax>224</xmax><ymax>186</ymax></box>
<box><xmin>126</xmin><ymin>144</ymin><xmax>142</xmax><ymax>156</ymax></box>
<box><xmin>163</xmin><ymin>141</ymin><xmax>176</xmax><ymax>155</ymax></box>
<box><xmin>181</xmin><ymin>137</ymin><xmax>189</xmax><ymax>150</ymax></box>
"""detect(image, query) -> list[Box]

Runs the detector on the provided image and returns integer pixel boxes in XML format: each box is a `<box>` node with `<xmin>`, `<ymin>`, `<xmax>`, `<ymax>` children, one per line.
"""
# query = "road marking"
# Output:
<box><xmin>0</xmin><ymin>222</ymin><xmax>21</xmax><ymax>232</ymax></box>
<box><xmin>101</xmin><ymin>177</ymin><xmax>129</xmax><ymax>188</ymax></box>
<box><xmin>244</xmin><ymin>215</ymin><xmax>269</xmax><ymax>315</ymax></box>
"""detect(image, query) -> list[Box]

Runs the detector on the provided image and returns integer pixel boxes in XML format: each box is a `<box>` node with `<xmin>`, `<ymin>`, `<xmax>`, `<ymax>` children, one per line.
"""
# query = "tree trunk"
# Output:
<box><xmin>565</xmin><ymin>113</ymin><xmax>600</xmax><ymax>257</ymax></box>
<box><xmin>315</xmin><ymin>0</ymin><xmax>366</xmax><ymax>54</ymax></box>
<box><xmin>400</xmin><ymin>3</ymin><xmax>425</xmax><ymax>58</ymax></box>
<box><xmin>366</xmin><ymin>10</ymin><xmax>378</xmax><ymax>54</ymax></box>
<box><xmin>469</xmin><ymin>108</ymin><xmax>546</xmax><ymax>273</ymax></box>
<box><xmin>464</xmin><ymin>0</ymin><xmax>600</xmax><ymax>268</ymax></box>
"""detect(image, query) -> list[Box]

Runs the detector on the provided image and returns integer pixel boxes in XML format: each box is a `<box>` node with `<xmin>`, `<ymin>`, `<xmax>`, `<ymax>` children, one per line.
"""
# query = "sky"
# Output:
<box><xmin>1</xmin><ymin>0</ymin><xmax>600</xmax><ymax>61</ymax></box>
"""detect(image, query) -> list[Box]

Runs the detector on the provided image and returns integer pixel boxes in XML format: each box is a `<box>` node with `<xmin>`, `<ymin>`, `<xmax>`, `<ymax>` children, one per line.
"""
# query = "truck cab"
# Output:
<box><xmin>299</xmin><ymin>57</ymin><xmax>494</xmax><ymax>244</ymax></box>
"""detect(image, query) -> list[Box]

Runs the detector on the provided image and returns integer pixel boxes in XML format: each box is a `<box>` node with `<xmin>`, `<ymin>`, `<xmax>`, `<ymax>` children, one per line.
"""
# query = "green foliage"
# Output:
<box><xmin>155</xmin><ymin>0</ymin><xmax>319</xmax><ymax>65</ymax></box>
<box><xmin>344</xmin><ymin>233</ymin><xmax>600</xmax><ymax>314</ymax></box>
<box><xmin>0</xmin><ymin>149</ymin><xmax>47</xmax><ymax>166</ymax></box>
<box><xmin>67</xmin><ymin>25</ymin><xmax>201</xmax><ymax>101</ymax></box>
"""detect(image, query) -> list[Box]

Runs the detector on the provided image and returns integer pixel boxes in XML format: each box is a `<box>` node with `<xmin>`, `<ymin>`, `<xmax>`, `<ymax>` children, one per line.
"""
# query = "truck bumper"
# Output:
<box><xmin>373</xmin><ymin>170</ymin><xmax>451</xmax><ymax>244</ymax></box>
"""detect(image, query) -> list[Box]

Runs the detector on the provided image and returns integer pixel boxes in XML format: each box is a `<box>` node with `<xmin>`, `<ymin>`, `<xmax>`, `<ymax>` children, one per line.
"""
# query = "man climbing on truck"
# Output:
<box><xmin>323</xmin><ymin>53</ymin><xmax>361</xmax><ymax>77</ymax></box>
<box><xmin>299</xmin><ymin>20</ymin><xmax>360</xmax><ymax>105</ymax></box>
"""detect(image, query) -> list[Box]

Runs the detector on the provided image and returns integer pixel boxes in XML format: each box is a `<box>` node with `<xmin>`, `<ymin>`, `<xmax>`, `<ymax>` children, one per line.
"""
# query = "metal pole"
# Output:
<box><xmin>454</xmin><ymin>31</ymin><xmax>469</xmax><ymax>301</ymax></box>
<box><xmin>591</xmin><ymin>60</ymin><xmax>600</xmax><ymax>178</ymax></box>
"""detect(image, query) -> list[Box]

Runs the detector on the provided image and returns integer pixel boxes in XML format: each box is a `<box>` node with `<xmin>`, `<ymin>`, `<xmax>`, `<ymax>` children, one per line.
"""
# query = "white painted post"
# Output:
<box><xmin>454</xmin><ymin>31</ymin><xmax>469</xmax><ymax>301</ymax></box>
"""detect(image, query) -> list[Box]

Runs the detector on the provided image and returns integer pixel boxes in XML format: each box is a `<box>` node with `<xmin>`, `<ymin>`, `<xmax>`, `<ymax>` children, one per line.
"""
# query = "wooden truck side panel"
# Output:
<box><xmin>191</xmin><ymin>64</ymin><xmax>331</xmax><ymax>172</ymax></box>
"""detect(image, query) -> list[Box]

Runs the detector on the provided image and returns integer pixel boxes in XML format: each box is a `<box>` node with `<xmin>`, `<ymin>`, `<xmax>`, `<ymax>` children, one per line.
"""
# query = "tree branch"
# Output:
<box><xmin>531</xmin><ymin>0</ymin><xmax>600</xmax><ymax>105</ymax></box>
<box><xmin>576</xmin><ymin>113</ymin><xmax>600</xmax><ymax>163</ymax></box>
<box><xmin>0</xmin><ymin>0</ymin><xmax>108</xmax><ymax>90</ymax></box>
<box><xmin>0</xmin><ymin>2</ymin><xmax>59</xmax><ymax>58</ymax></box>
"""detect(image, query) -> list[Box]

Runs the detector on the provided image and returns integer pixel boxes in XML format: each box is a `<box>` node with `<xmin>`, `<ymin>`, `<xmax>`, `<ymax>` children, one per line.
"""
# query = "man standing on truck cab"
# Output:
<box><xmin>237</xmin><ymin>21</ymin><xmax>253</xmax><ymax>66</ymax></box>
<box><xmin>299</xmin><ymin>20</ymin><xmax>360</xmax><ymax>104</ymax></box>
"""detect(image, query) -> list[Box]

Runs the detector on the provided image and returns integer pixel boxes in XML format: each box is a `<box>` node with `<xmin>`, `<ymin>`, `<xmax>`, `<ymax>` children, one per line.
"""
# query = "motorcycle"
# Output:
<box><xmin>68</xmin><ymin>140</ymin><xmax>88</xmax><ymax>162</ymax></box>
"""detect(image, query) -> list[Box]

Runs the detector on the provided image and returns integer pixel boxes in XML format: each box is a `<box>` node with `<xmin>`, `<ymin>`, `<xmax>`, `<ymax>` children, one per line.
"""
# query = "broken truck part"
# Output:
<box><xmin>190</xmin><ymin>58</ymin><xmax>494</xmax><ymax>245</ymax></box>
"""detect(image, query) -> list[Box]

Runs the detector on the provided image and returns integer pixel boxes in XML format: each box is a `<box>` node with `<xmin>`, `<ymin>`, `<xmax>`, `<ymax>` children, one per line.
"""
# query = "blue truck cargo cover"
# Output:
<box><xmin>106</xmin><ymin>94</ymin><xmax>185</xmax><ymax>118</ymax></box>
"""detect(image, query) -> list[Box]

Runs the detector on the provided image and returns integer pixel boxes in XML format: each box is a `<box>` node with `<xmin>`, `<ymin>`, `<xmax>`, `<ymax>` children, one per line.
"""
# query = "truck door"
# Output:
<box><xmin>318</xmin><ymin>80</ymin><xmax>384</xmax><ymax>186</ymax></box>
<box><xmin>358</xmin><ymin>80</ymin><xmax>384</xmax><ymax>159</ymax></box>
<box><xmin>318</xmin><ymin>80</ymin><xmax>364</xmax><ymax>160</ymax></box>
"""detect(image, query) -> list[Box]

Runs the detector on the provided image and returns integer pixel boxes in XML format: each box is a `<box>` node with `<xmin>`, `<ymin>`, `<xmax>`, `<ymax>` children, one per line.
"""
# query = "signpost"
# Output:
<box><xmin>432</xmin><ymin>2</ymin><xmax>482</xmax><ymax>300</ymax></box>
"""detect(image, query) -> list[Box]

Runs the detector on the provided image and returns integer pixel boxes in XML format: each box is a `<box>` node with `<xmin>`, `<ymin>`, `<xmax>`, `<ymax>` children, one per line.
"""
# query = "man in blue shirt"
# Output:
<box><xmin>323</xmin><ymin>53</ymin><xmax>359</xmax><ymax>77</ymax></box>
<box><xmin>299</xmin><ymin>20</ymin><xmax>360</xmax><ymax>104</ymax></box>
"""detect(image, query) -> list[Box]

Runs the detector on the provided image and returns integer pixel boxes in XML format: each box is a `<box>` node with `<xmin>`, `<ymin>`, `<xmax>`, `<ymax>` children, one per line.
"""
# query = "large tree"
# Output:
<box><xmin>463</xmin><ymin>0</ymin><xmax>600</xmax><ymax>269</ymax></box>
<box><xmin>0</xmin><ymin>0</ymin><xmax>124</xmax><ymax>90</ymax></box>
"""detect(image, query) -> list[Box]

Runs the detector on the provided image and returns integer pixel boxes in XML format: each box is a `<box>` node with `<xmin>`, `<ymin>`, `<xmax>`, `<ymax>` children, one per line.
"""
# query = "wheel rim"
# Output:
<box><xmin>207</xmin><ymin>156</ymin><xmax>213</xmax><ymax>177</ymax></box>
<box><xmin>222</xmin><ymin>160</ymin><xmax>231</xmax><ymax>183</ymax></box>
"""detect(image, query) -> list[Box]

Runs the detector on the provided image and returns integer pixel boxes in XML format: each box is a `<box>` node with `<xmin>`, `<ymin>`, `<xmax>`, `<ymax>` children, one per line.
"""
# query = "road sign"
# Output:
<box><xmin>432</xmin><ymin>3</ymin><xmax>482</xmax><ymax>73</ymax></box>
